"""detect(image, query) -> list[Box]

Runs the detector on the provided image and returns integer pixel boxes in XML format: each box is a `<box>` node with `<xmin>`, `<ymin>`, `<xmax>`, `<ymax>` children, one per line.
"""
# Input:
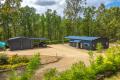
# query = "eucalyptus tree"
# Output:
<box><xmin>19</xmin><ymin>6</ymin><xmax>37</xmax><ymax>37</ymax></box>
<box><xmin>82</xmin><ymin>6</ymin><xmax>96</xmax><ymax>36</ymax></box>
<box><xmin>64</xmin><ymin>0</ymin><xmax>86</xmax><ymax>20</ymax></box>
<box><xmin>0</xmin><ymin>0</ymin><xmax>22</xmax><ymax>40</ymax></box>
<box><xmin>64</xmin><ymin>0</ymin><xmax>86</xmax><ymax>35</ymax></box>
<box><xmin>39</xmin><ymin>14</ymin><xmax>46</xmax><ymax>37</ymax></box>
<box><xmin>51</xmin><ymin>10</ymin><xmax>62</xmax><ymax>40</ymax></box>
<box><xmin>44</xmin><ymin>9</ymin><xmax>62</xmax><ymax>40</ymax></box>
<box><xmin>45</xmin><ymin>9</ymin><xmax>53</xmax><ymax>40</ymax></box>
<box><xmin>96</xmin><ymin>4</ymin><xmax>107</xmax><ymax>37</ymax></box>
<box><xmin>105</xmin><ymin>7</ymin><xmax>120</xmax><ymax>40</ymax></box>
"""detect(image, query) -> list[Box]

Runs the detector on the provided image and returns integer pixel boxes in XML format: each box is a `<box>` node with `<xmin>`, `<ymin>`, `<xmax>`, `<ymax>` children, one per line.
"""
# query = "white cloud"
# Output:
<box><xmin>35</xmin><ymin>0</ymin><xmax>57</xmax><ymax>6</ymax></box>
<box><xmin>21</xmin><ymin>0</ymin><xmax>65</xmax><ymax>16</ymax></box>
<box><xmin>21</xmin><ymin>0</ymin><xmax>115</xmax><ymax>15</ymax></box>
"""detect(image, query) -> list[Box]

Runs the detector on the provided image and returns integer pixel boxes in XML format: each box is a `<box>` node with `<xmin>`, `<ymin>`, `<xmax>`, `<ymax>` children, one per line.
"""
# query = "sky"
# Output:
<box><xmin>21</xmin><ymin>0</ymin><xmax>120</xmax><ymax>15</ymax></box>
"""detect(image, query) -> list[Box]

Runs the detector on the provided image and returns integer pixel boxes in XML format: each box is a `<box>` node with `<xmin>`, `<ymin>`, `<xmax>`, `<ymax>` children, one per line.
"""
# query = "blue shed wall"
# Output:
<box><xmin>66</xmin><ymin>36</ymin><xmax>109</xmax><ymax>50</ymax></box>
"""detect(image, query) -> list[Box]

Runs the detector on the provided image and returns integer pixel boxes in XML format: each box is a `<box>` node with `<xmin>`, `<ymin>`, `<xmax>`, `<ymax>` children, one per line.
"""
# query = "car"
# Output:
<box><xmin>0</xmin><ymin>41</ymin><xmax>7</xmax><ymax>50</ymax></box>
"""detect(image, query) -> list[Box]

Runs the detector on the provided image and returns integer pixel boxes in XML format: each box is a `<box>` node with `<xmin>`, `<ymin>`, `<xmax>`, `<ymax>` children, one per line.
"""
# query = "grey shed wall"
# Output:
<box><xmin>8</xmin><ymin>37</ymin><xmax>33</xmax><ymax>50</ymax></box>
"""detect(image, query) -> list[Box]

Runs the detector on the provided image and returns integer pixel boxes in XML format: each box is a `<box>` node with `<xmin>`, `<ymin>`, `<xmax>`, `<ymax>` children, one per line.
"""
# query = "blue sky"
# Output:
<box><xmin>21</xmin><ymin>0</ymin><xmax>120</xmax><ymax>15</ymax></box>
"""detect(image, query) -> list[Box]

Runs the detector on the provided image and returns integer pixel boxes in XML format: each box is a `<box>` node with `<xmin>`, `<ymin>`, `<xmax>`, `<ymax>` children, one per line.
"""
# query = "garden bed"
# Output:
<box><xmin>0</xmin><ymin>54</ymin><xmax>60</xmax><ymax>72</ymax></box>
<box><xmin>0</xmin><ymin>54</ymin><xmax>60</xmax><ymax>80</ymax></box>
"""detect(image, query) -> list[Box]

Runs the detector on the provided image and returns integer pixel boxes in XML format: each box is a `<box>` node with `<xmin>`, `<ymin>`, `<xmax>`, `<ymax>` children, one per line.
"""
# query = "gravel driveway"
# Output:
<box><xmin>3</xmin><ymin>44</ymin><xmax>94</xmax><ymax>80</ymax></box>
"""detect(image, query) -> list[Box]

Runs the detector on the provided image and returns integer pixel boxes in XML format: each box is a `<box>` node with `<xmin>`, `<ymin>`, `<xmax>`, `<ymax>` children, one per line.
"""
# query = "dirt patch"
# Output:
<box><xmin>3</xmin><ymin>44</ymin><xmax>90</xmax><ymax>58</ymax></box>
<box><xmin>41</xmin><ymin>55</ymin><xmax>61</xmax><ymax>65</ymax></box>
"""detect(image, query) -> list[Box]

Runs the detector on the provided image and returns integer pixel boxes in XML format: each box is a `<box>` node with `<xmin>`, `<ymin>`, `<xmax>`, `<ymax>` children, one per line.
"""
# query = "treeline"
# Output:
<box><xmin>0</xmin><ymin>0</ymin><xmax>120</xmax><ymax>41</ymax></box>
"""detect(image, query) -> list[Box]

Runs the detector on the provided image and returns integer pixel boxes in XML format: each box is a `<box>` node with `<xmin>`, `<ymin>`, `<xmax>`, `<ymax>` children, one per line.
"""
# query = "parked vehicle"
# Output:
<box><xmin>0</xmin><ymin>41</ymin><xmax>7</xmax><ymax>50</ymax></box>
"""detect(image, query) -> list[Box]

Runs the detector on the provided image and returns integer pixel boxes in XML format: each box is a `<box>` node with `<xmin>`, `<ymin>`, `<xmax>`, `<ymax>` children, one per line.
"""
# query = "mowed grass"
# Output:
<box><xmin>105</xmin><ymin>72</ymin><xmax>120</xmax><ymax>80</ymax></box>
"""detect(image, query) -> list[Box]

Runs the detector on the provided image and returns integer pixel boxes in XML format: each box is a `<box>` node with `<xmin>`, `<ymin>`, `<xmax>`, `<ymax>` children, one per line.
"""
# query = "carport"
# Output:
<box><xmin>30</xmin><ymin>38</ymin><xmax>47</xmax><ymax>48</ymax></box>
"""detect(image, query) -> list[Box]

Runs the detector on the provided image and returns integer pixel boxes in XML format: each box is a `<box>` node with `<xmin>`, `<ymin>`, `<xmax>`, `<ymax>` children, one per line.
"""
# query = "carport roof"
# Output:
<box><xmin>8</xmin><ymin>37</ymin><xmax>47</xmax><ymax>41</ymax></box>
<box><xmin>8</xmin><ymin>37</ymin><xmax>26</xmax><ymax>40</ymax></box>
<box><xmin>30</xmin><ymin>38</ymin><xmax>47</xmax><ymax>40</ymax></box>
<box><xmin>65</xmin><ymin>36</ymin><xmax>100</xmax><ymax>41</ymax></box>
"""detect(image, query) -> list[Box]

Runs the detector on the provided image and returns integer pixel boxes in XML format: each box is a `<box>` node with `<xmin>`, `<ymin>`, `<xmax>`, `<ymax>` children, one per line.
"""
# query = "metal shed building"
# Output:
<box><xmin>8</xmin><ymin>37</ymin><xmax>33</xmax><ymax>50</ymax></box>
<box><xmin>65</xmin><ymin>36</ymin><xmax>109</xmax><ymax>50</ymax></box>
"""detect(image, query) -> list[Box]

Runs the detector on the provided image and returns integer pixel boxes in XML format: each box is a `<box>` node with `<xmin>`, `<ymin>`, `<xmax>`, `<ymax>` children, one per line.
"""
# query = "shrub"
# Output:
<box><xmin>88</xmin><ymin>50</ymin><xmax>94</xmax><ymax>58</ymax></box>
<box><xmin>8</xmin><ymin>71</ymin><xmax>19</xmax><ymax>80</ymax></box>
<box><xmin>114</xmin><ymin>56</ymin><xmax>120</xmax><ymax>69</ymax></box>
<box><xmin>9</xmin><ymin>54</ymin><xmax>20</xmax><ymax>64</ymax></box>
<box><xmin>9</xmin><ymin>54</ymin><xmax>29</xmax><ymax>65</ymax></box>
<box><xmin>0</xmin><ymin>54</ymin><xmax>29</xmax><ymax>70</ymax></box>
<box><xmin>44</xmin><ymin>46</ymin><xmax>120</xmax><ymax>80</ymax></box>
<box><xmin>94</xmin><ymin>60</ymin><xmax>115</xmax><ymax>75</ymax></box>
<box><xmin>20</xmin><ymin>56</ymin><xmax>29</xmax><ymax>63</ymax></box>
<box><xmin>88</xmin><ymin>50</ymin><xmax>94</xmax><ymax>64</ymax></box>
<box><xmin>44</xmin><ymin>61</ymin><xmax>96</xmax><ymax>80</ymax></box>
<box><xmin>95</xmin><ymin>55</ymin><xmax>104</xmax><ymax>65</ymax></box>
<box><xmin>96</xmin><ymin>43</ymin><xmax>103</xmax><ymax>53</ymax></box>
<box><xmin>44</xmin><ymin>68</ymin><xmax>58</xmax><ymax>80</ymax></box>
<box><xmin>8</xmin><ymin>53</ymin><xmax>41</xmax><ymax>80</ymax></box>
<box><xmin>26</xmin><ymin>54</ymin><xmax>40</xmax><ymax>72</ymax></box>
<box><xmin>106</xmin><ymin>46</ymin><xmax>120</xmax><ymax>70</ymax></box>
<box><xmin>0</xmin><ymin>53</ymin><xmax>9</xmax><ymax>65</ymax></box>
<box><xmin>70</xmin><ymin>61</ymin><xmax>86</xmax><ymax>80</ymax></box>
<box><xmin>116</xmin><ymin>40</ymin><xmax>120</xmax><ymax>44</ymax></box>
<box><xmin>70</xmin><ymin>61</ymin><xmax>96</xmax><ymax>80</ymax></box>
<box><xmin>0</xmin><ymin>63</ymin><xmax>27</xmax><ymax>70</ymax></box>
<box><xmin>20</xmin><ymin>53</ymin><xmax>41</xmax><ymax>80</ymax></box>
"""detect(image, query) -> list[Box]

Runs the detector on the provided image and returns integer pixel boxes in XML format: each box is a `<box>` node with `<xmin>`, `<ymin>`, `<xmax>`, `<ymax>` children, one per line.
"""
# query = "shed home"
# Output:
<box><xmin>65</xmin><ymin>36</ymin><xmax>109</xmax><ymax>50</ymax></box>
<box><xmin>8</xmin><ymin>37</ymin><xmax>33</xmax><ymax>50</ymax></box>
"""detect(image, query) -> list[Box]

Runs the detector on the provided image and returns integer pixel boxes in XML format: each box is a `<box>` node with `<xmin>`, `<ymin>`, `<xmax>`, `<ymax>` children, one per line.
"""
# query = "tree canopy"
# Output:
<box><xmin>0</xmin><ymin>0</ymin><xmax>120</xmax><ymax>42</ymax></box>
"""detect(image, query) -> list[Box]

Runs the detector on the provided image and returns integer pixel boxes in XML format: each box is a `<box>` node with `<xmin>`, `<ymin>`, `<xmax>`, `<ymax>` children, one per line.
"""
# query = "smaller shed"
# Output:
<box><xmin>8</xmin><ymin>37</ymin><xmax>33</xmax><ymax>51</ymax></box>
<box><xmin>65</xmin><ymin>36</ymin><xmax>109</xmax><ymax>50</ymax></box>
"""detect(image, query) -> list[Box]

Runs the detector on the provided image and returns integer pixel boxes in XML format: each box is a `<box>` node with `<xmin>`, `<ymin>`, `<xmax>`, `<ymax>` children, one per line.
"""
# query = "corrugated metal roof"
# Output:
<box><xmin>65</xmin><ymin>36</ymin><xmax>100</xmax><ymax>41</ymax></box>
<box><xmin>30</xmin><ymin>38</ymin><xmax>47</xmax><ymax>40</ymax></box>
<box><xmin>8</xmin><ymin>37</ymin><xmax>26</xmax><ymax>40</ymax></box>
<box><xmin>70</xmin><ymin>40</ymin><xmax>81</xmax><ymax>43</ymax></box>
<box><xmin>8</xmin><ymin>37</ymin><xmax>47</xmax><ymax>41</ymax></box>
